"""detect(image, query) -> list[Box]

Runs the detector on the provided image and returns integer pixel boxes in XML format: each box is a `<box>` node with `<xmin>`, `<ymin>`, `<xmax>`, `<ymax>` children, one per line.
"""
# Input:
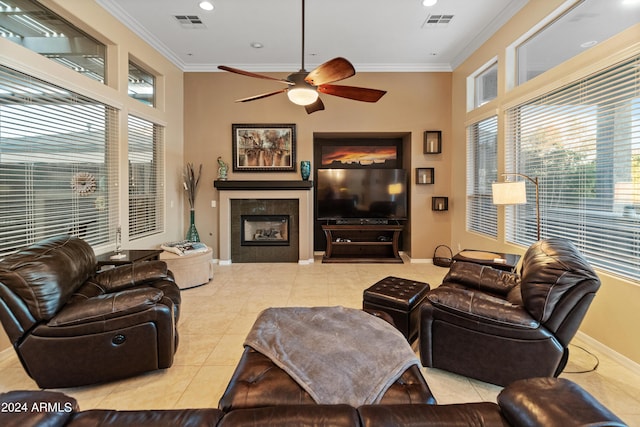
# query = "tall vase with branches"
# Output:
<box><xmin>184</xmin><ymin>163</ymin><xmax>202</xmax><ymax>242</ymax></box>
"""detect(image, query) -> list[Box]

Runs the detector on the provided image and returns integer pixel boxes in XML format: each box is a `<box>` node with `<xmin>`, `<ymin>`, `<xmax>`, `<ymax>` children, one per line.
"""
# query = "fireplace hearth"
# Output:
<box><xmin>241</xmin><ymin>215</ymin><xmax>290</xmax><ymax>246</ymax></box>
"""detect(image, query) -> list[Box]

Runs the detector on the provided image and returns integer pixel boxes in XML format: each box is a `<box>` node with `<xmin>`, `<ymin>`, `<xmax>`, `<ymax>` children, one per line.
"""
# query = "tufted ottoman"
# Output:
<box><xmin>363</xmin><ymin>276</ymin><xmax>430</xmax><ymax>343</ymax></box>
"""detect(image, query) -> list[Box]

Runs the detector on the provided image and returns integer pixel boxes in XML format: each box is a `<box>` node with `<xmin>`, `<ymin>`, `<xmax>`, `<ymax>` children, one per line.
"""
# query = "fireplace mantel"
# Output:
<box><xmin>214</xmin><ymin>180</ymin><xmax>313</xmax><ymax>191</ymax></box>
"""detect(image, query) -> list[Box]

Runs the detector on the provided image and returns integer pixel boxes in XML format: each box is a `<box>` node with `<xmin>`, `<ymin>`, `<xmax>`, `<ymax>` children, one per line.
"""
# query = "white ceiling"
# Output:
<box><xmin>96</xmin><ymin>0</ymin><xmax>529</xmax><ymax>73</ymax></box>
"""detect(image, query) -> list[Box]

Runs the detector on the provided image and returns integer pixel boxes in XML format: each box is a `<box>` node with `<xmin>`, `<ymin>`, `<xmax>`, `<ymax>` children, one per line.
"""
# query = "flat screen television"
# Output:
<box><xmin>316</xmin><ymin>168</ymin><xmax>407</xmax><ymax>220</ymax></box>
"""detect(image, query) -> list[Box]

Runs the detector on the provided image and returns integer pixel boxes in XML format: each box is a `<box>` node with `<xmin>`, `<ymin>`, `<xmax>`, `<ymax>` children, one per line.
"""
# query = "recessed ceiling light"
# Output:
<box><xmin>250</xmin><ymin>42</ymin><xmax>264</xmax><ymax>49</ymax></box>
<box><xmin>422</xmin><ymin>0</ymin><xmax>437</xmax><ymax>6</ymax></box>
<box><xmin>199</xmin><ymin>1</ymin><xmax>214</xmax><ymax>11</ymax></box>
<box><xmin>580</xmin><ymin>40</ymin><xmax>598</xmax><ymax>48</ymax></box>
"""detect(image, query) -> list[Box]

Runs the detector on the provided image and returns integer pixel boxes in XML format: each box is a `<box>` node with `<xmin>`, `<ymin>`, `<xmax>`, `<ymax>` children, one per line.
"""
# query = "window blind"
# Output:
<box><xmin>0</xmin><ymin>65</ymin><xmax>118</xmax><ymax>256</ymax></box>
<box><xmin>466</xmin><ymin>116</ymin><xmax>498</xmax><ymax>238</ymax></box>
<box><xmin>128</xmin><ymin>115</ymin><xmax>164</xmax><ymax>239</ymax></box>
<box><xmin>506</xmin><ymin>55</ymin><xmax>640</xmax><ymax>281</ymax></box>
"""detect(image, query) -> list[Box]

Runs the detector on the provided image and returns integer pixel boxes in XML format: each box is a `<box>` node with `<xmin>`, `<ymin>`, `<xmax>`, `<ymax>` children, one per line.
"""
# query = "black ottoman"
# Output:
<box><xmin>363</xmin><ymin>276</ymin><xmax>430</xmax><ymax>343</ymax></box>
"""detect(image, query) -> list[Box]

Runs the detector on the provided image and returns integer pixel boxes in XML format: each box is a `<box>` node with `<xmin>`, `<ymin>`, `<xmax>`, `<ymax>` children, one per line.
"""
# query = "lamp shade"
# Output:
<box><xmin>492</xmin><ymin>181</ymin><xmax>527</xmax><ymax>205</ymax></box>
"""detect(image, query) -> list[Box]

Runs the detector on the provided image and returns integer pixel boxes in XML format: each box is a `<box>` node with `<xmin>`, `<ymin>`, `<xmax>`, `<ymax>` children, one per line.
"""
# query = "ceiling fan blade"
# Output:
<box><xmin>235</xmin><ymin>89</ymin><xmax>287</xmax><ymax>103</ymax></box>
<box><xmin>318</xmin><ymin>84</ymin><xmax>387</xmax><ymax>103</ymax></box>
<box><xmin>305</xmin><ymin>97</ymin><xmax>325</xmax><ymax>114</ymax></box>
<box><xmin>218</xmin><ymin>65</ymin><xmax>293</xmax><ymax>85</ymax></box>
<box><xmin>305</xmin><ymin>57</ymin><xmax>356</xmax><ymax>86</ymax></box>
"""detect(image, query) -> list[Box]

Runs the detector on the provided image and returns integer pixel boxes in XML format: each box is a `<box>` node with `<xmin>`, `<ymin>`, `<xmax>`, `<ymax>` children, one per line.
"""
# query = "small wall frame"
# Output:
<box><xmin>423</xmin><ymin>131</ymin><xmax>442</xmax><ymax>154</ymax></box>
<box><xmin>432</xmin><ymin>196</ymin><xmax>449</xmax><ymax>211</ymax></box>
<box><xmin>416</xmin><ymin>168</ymin><xmax>435</xmax><ymax>185</ymax></box>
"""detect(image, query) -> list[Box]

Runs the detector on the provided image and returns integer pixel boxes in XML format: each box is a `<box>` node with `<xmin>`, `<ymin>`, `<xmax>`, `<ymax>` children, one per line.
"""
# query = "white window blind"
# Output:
<box><xmin>506</xmin><ymin>55</ymin><xmax>640</xmax><ymax>281</ymax></box>
<box><xmin>466</xmin><ymin>116</ymin><xmax>498</xmax><ymax>237</ymax></box>
<box><xmin>128</xmin><ymin>115</ymin><xmax>164</xmax><ymax>239</ymax></box>
<box><xmin>0</xmin><ymin>65</ymin><xmax>118</xmax><ymax>256</ymax></box>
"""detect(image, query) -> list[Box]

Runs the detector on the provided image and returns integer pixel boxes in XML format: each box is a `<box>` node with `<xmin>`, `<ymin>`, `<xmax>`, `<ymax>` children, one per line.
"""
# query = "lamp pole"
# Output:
<box><xmin>501</xmin><ymin>173</ymin><xmax>540</xmax><ymax>241</ymax></box>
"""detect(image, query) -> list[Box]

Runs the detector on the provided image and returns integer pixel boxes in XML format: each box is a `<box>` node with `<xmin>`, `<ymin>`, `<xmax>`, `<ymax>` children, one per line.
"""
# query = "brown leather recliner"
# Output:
<box><xmin>420</xmin><ymin>238</ymin><xmax>601</xmax><ymax>386</ymax></box>
<box><xmin>0</xmin><ymin>235</ymin><xmax>180</xmax><ymax>388</ymax></box>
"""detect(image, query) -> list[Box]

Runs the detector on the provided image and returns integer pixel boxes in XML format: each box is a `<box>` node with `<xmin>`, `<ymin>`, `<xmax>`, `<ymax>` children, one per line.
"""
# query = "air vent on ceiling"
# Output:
<box><xmin>173</xmin><ymin>15</ymin><xmax>207</xmax><ymax>29</ymax></box>
<box><xmin>422</xmin><ymin>14</ymin><xmax>454</xmax><ymax>28</ymax></box>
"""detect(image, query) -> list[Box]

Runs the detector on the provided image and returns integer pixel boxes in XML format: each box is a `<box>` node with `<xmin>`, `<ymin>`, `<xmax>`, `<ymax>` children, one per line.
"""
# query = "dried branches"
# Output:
<box><xmin>183</xmin><ymin>163</ymin><xmax>202</xmax><ymax>209</ymax></box>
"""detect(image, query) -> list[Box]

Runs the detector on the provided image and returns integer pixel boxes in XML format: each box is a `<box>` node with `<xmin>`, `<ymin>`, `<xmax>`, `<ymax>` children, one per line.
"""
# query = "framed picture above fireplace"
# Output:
<box><xmin>232</xmin><ymin>123</ymin><xmax>296</xmax><ymax>172</ymax></box>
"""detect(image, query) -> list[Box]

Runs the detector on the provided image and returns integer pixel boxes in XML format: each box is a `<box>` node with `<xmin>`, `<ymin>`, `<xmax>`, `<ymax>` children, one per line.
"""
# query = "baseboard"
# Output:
<box><xmin>575</xmin><ymin>331</ymin><xmax>640</xmax><ymax>376</ymax></box>
<box><xmin>408</xmin><ymin>258</ymin><xmax>433</xmax><ymax>264</ymax></box>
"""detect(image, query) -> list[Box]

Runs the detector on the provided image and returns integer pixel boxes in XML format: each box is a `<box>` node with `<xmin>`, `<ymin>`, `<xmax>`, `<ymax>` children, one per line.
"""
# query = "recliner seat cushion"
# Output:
<box><xmin>426</xmin><ymin>287</ymin><xmax>539</xmax><ymax>328</ymax></box>
<box><xmin>49</xmin><ymin>287</ymin><xmax>164</xmax><ymax>326</ymax></box>
<box><xmin>0</xmin><ymin>235</ymin><xmax>95</xmax><ymax>320</ymax></box>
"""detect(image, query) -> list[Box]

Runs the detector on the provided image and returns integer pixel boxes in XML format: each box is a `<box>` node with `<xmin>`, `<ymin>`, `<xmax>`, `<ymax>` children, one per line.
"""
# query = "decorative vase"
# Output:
<box><xmin>186</xmin><ymin>209</ymin><xmax>200</xmax><ymax>242</ymax></box>
<box><xmin>300</xmin><ymin>160</ymin><xmax>311</xmax><ymax>181</ymax></box>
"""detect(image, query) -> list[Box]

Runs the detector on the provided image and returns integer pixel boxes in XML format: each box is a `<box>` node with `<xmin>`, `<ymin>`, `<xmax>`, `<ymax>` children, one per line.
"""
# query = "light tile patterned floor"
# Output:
<box><xmin>1</xmin><ymin>256</ymin><xmax>638</xmax><ymax>424</ymax></box>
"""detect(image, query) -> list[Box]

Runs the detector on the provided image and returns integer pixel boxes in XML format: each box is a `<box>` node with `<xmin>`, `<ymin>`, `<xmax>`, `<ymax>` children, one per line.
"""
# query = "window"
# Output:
<box><xmin>128</xmin><ymin>60</ymin><xmax>155</xmax><ymax>107</ymax></box>
<box><xmin>128</xmin><ymin>115</ymin><xmax>164</xmax><ymax>239</ymax></box>
<box><xmin>467</xmin><ymin>116</ymin><xmax>498</xmax><ymax>238</ymax></box>
<box><xmin>506</xmin><ymin>55</ymin><xmax>640</xmax><ymax>281</ymax></box>
<box><xmin>0</xmin><ymin>0</ymin><xmax>106</xmax><ymax>83</ymax></box>
<box><xmin>516</xmin><ymin>0</ymin><xmax>639</xmax><ymax>85</ymax></box>
<box><xmin>0</xmin><ymin>65</ymin><xmax>118</xmax><ymax>256</ymax></box>
<box><xmin>475</xmin><ymin>62</ymin><xmax>498</xmax><ymax>108</ymax></box>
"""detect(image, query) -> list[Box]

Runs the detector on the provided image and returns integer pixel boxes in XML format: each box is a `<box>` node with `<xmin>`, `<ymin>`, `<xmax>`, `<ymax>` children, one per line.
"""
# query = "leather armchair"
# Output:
<box><xmin>0</xmin><ymin>235</ymin><xmax>180</xmax><ymax>388</ymax></box>
<box><xmin>420</xmin><ymin>238</ymin><xmax>601</xmax><ymax>386</ymax></box>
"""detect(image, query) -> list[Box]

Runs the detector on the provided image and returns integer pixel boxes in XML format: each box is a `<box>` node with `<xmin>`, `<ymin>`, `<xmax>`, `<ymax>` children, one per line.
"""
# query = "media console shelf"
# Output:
<box><xmin>321</xmin><ymin>224</ymin><xmax>403</xmax><ymax>263</ymax></box>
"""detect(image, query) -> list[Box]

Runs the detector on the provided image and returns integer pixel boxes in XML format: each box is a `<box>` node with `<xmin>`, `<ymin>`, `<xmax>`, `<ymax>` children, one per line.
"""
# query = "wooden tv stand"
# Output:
<box><xmin>321</xmin><ymin>224</ymin><xmax>403</xmax><ymax>263</ymax></box>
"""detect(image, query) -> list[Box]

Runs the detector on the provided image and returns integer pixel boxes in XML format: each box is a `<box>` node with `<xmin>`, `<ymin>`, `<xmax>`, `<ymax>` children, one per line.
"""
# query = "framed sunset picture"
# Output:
<box><xmin>320</xmin><ymin>144</ymin><xmax>399</xmax><ymax>168</ymax></box>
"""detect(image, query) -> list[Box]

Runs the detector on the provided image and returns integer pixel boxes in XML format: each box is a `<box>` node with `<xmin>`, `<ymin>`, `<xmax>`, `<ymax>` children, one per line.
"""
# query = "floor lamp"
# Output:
<box><xmin>492</xmin><ymin>173</ymin><xmax>541</xmax><ymax>241</ymax></box>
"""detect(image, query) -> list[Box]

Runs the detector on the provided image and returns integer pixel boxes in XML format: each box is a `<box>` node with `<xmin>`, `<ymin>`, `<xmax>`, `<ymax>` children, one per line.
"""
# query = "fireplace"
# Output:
<box><xmin>214</xmin><ymin>180</ymin><xmax>314</xmax><ymax>264</ymax></box>
<box><xmin>241</xmin><ymin>215</ymin><xmax>290</xmax><ymax>246</ymax></box>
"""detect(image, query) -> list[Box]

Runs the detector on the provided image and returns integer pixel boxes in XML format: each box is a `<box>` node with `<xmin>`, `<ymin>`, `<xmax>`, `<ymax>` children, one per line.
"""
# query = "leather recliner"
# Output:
<box><xmin>420</xmin><ymin>238</ymin><xmax>601</xmax><ymax>386</ymax></box>
<box><xmin>0</xmin><ymin>235</ymin><xmax>180</xmax><ymax>388</ymax></box>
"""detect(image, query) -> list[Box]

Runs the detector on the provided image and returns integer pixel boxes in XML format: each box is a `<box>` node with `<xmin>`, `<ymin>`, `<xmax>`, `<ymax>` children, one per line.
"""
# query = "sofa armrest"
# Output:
<box><xmin>444</xmin><ymin>261</ymin><xmax>520</xmax><ymax>296</ymax></box>
<box><xmin>48</xmin><ymin>288</ymin><xmax>163</xmax><ymax>327</ymax></box>
<box><xmin>498</xmin><ymin>377</ymin><xmax>628</xmax><ymax>427</ymax></box>
<box><xmin>427</xmin><ymin>287</ymin><xmax>539</xmax><ymax>328</ymax></box>
<box><xmin>94</xmin><ymin>260</ymin><xmax>171</xmax><ymax>292</ymax></box>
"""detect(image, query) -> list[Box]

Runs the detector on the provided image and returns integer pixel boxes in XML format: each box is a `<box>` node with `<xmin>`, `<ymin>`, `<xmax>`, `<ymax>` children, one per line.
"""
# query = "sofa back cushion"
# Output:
<box><xmin>0</xmin><ymin>235</ymin><xmax>96</xmax><ymax>321</ymax></box>
<box><xmin>520</xmin><ymin>238</ymin><xmax>600</xmax><ymax>323</ymax></box>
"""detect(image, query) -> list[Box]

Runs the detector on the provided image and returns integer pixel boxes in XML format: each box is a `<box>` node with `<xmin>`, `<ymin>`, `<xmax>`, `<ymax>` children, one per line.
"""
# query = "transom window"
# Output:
<box><xmin>128</xmin><ymin>60</ymin><xmax>155</xmax><ymax>107</ymax></box>
<box><xmin>516</xmin><ymin>0</ymin><xmax>639</xmax><ymax>85</ymax></box>
<box><xmin>0</xmin><ymin>0</ymin><xmax>106</xmax><ymax>83</ymax></box>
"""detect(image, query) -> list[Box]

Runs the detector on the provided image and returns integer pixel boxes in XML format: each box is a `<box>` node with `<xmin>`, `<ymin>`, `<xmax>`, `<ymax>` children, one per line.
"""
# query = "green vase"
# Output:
<box><xmin>186</xmin><ymin>209</ymin><xmax>200</xmax><ymax>242</ymax></box>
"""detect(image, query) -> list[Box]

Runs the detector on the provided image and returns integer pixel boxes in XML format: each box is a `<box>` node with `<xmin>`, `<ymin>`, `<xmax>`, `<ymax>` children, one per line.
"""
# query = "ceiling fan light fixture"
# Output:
<box><xmin>287</xmin><ymin>87</ymin><xmax>319</xmax><ymax>106</ymax></box>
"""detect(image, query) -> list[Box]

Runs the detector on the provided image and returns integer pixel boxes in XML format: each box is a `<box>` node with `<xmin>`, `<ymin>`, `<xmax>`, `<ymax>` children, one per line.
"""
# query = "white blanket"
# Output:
<box><xmin>244</xmin><ymin>306</ymin><xmax>421</xmax><ymax>406</ymax></box>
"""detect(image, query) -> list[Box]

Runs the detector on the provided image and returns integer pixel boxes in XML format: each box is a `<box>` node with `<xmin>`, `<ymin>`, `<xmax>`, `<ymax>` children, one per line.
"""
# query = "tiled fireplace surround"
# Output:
<box><xmin>215</xmin><ymin>181</ymin><xmax>314</xmax><ymax>264</ymax></box>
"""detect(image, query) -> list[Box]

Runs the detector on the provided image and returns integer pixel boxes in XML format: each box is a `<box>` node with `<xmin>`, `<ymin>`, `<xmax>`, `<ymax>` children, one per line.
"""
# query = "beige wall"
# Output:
<box><xmin>184</xmin><ymin>71</ymin><xmax>452</xmax><ymax>259</ymax></box>
<box><xmin>0</xmin><ymin>0</ymin><xmax>184</xmax><ymax>351</ymax></box>
<box><xmin>450</xmin><ymin>0</ymin><xmax>640</xmax><ymax>364</ymax></box>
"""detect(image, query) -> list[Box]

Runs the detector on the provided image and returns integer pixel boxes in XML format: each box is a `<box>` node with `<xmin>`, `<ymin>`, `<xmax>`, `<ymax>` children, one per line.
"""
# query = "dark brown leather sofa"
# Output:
<box><xmin>0</xmin><ymin>235</ymin><xmax>180</xmax><ymax>388</ymax></box>
<box><xmin>0</xmin><ymin>377</ymin><xmax>627</xmax><ymax>426</ymax></box>
<box><xmin>420</xmin><ymin>238</ymin><xmax>601</xmax><ymax>386</ymax></box>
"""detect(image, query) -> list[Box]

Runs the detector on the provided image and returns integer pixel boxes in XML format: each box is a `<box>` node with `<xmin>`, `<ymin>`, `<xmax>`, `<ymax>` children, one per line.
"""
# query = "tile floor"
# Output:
<box><xmin>1</xmin><ymin>256</ymin><xmax>639</xmax><ymax>425</ymax></box>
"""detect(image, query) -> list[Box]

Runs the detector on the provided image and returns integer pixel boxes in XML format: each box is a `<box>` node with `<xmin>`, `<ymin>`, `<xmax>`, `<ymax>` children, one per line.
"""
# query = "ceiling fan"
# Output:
<box><xmin>217</xmin><ymin>0</ymin><xmax>386</xmax><ymax>114</ymax></box>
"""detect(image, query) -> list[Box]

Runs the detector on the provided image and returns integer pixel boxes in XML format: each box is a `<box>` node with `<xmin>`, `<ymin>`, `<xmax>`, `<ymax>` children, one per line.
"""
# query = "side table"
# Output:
<box><xmin>96</xmin><ymin>249</ymin><xmax>163</xmax><ymax>269</ymax></box>
<box><xmin>452</xmin><ymin>250</ymin><xmax>521</xmax><ymax>272</ymax></box>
